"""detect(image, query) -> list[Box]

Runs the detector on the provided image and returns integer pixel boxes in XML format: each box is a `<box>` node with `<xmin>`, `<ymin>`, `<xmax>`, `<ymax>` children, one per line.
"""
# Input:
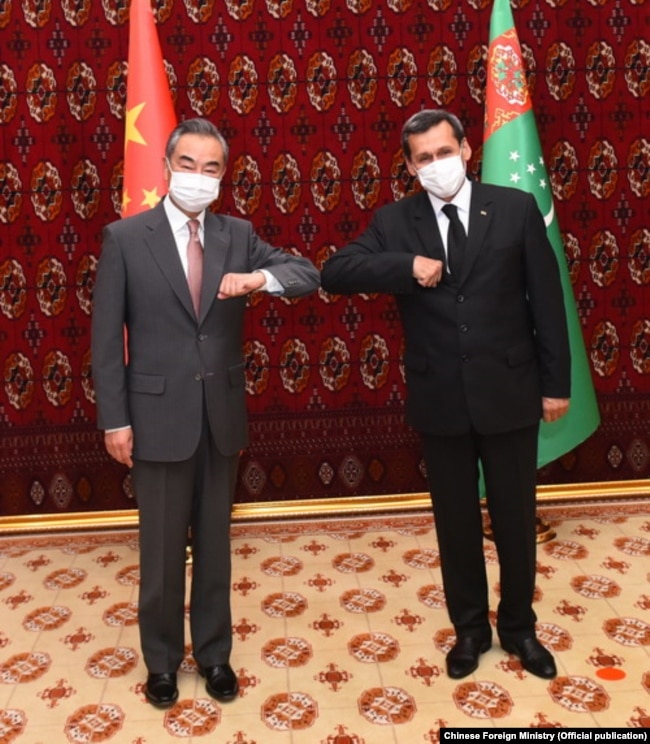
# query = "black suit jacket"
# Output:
<box><xmin>321</xmin><ymin>182</ymin><xmax>571</xmax><ymax>436</ymax></box>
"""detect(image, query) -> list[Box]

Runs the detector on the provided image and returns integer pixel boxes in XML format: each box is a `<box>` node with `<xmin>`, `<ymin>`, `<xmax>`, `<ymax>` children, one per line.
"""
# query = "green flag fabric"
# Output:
<box><xmin>482</xmin><ymin>0</ymin><xmax>600</xmax><ymax>470</ymax></box>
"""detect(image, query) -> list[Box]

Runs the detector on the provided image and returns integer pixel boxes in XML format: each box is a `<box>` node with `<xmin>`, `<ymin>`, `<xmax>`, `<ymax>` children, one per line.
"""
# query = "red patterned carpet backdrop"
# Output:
<box><xmin>0</xmin><ymin>0</ymin><xmax>648</xmax><ymax>516</ymax></box>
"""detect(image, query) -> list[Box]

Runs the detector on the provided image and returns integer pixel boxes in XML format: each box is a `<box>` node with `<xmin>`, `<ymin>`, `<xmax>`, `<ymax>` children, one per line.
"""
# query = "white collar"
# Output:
<box><xmin>428</xmin><ymin>177</ymin><xmax>472</xmax><ymax>218</ymax></box>
<box><xmin>163</xmin><ymin>194</ymin><xmax>205</xmax><ymax>234</ymax></box>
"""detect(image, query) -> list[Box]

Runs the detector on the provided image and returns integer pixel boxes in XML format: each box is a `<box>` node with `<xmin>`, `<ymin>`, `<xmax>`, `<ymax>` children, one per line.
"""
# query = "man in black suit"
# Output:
<box><xmin>92</xmin><ymin>118</ymin><xmax>319</xmax><ymax>707</ymax></box>
<box><xmin>321</xmin><ymin>109</ymin><xmax>570</xmax><ymax>680</ymax></box>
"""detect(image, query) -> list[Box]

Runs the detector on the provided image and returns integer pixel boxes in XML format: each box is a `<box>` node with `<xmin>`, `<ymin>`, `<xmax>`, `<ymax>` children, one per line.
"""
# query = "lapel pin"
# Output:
<box><xmin>480</xmin><ymin>210</ymin><xmax>487</xmax><ymax>216</ymax></box>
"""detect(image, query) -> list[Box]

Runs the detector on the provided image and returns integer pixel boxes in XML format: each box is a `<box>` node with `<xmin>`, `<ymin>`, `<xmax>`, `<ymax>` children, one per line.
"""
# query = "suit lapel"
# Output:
<box><xmin>460</xmin><ymin>183</ymin><xmax>493</xmax><ymax>285</ymax></box>
<box><xmin>144</xmin><ymin>204</ymin><xmax>196</xmax><ymax>320</ymax></box>
<box><xmin>413</xmin><ymin>191</ymin><xmax>446</xmax><ymax>263</ymax></box>
<box><xmin>199</xmin><ymin>213</ymin><xmax>231</xmax><ymax>324</ymax></box>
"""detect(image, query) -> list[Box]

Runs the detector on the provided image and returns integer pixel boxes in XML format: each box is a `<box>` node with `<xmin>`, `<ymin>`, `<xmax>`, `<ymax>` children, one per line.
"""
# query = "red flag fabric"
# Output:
<box><xmin>122</xmin><ymin>0</ymin><xmax>176</xmax><ymax>217</ymax></box>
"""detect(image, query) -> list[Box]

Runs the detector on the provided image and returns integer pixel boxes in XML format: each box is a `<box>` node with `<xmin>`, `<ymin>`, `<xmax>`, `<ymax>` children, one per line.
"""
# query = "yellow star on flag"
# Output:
<box><xmin>125</xmin><ymin>102</ymin><xmax>147</xmax><ymax>148</ymax></box>
<box><xmin>141</xmin><ymin>187</ymin><xmax>161</xmax><ymax>209</ymax></box>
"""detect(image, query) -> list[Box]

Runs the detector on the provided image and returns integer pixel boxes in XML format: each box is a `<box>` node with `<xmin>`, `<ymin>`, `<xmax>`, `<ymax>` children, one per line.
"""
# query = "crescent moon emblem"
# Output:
<box><xmin>544</xmin><ymin>203</ymin><xmax>554</xmax><ymax>228</ymax></box>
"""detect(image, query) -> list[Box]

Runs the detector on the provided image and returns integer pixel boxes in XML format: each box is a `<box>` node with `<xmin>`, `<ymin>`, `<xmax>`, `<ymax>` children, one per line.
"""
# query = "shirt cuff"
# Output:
<box><xmin>258</xmin><ymin>269</ymin><xmax>283</xmax><ymax>295</ymax></box>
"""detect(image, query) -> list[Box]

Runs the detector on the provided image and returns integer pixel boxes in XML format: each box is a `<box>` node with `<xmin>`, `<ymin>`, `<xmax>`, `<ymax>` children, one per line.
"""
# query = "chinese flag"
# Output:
<box><xmin>122</xmin><ymin>0</ymin><xmax>176</xmax><ymax>217</ymax></box>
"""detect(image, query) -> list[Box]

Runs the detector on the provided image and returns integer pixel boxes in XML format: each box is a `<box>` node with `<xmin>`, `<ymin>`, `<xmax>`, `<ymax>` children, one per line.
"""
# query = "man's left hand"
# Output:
<box><xmin>218</xmin><ymin>271</ymin><xmax>266</xmax><ymax>299</ymax></box>
<box><xmin>542</xmin><ymin>397</ymin><xmax>570</xmax><ymax>423</ymax></box>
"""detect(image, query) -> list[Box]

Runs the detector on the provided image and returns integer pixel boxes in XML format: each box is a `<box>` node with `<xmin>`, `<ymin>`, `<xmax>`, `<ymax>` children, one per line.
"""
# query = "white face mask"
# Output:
<box><xmin>415</xmin><ymin>154</ymin><xmax>467</xmax><ymax>199</ymax></box>
<box><xmin>167</xmin><ymin>165</ymin><xmax>221</xmax><ymax>213</ymax></box>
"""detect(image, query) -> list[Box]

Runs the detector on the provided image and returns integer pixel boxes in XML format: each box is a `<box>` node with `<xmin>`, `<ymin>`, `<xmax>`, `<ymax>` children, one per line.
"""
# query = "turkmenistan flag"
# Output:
<box><xmin>482</xmin><ymin>0</ymin><xmax>600</xmax><ymax>470</ymax></box>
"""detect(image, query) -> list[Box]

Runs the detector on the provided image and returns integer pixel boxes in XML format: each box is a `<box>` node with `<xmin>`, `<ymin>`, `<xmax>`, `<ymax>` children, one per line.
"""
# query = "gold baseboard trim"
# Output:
<box><xmin>0</xmin><ymin>479</ymin><xmax>648</xmax><ymax>535</ymax></box>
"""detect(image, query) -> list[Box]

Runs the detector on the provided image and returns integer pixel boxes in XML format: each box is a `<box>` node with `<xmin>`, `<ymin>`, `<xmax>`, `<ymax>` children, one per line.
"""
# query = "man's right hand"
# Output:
<box><xmin>105</xmin><ymin>427</ymin><xmax>134</xmax><ymax>468</ymax></box>
<box><xmin>413</xmin><ymin>256</ymin><xmax>444</xmax><ymax>288</ymax></box>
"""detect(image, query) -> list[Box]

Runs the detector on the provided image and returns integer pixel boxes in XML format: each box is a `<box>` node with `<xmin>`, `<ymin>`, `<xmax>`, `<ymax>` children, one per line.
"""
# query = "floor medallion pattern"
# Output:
<box><xmin>0</xmin><ymin>500</ymin><xmax>648</xmax><ymax>741</ymax></box>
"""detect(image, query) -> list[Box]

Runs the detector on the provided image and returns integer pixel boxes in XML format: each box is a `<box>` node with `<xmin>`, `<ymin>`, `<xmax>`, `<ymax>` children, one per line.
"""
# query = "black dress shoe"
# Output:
<box><xmin>501</xmin><ymin>635</ymin><xmax>557</xmax><ymax>679</ymax></box>
<box><xmin>446</xmin><ymin>636</ymin><xmax>491</xmax><ymax>679</ymax></box>
<box><xmin>144</xmin><ymin>672</ymin><xmax>178</xmax><ymax>708</ymax></box>
<box><xmin>199</xmin><ymin>663</ymin><xmax>239</xmax><ymax>701</ymax></box>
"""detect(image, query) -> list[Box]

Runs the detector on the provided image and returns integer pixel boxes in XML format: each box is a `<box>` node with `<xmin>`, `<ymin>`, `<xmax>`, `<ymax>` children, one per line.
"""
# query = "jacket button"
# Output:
<box><xmin>198</xmin><ymin>334</ymin><xmax>207</xmax><ymax>341</ymax></box>
<box><xmin>457</xmin><ymin>294</ymin><xmax>465</xmax><ymax>303</ymax></box>
<box><xmin>194</xmin><ymin>373</ymin><xmax>202</xmax><ymax>381</ymax></box>
<box><xmin>461</xmin><ymin>354</ymin><xmax>469</xmax><ymax>363</ymax></box>
<box><xmin>460</xmin><ymin>324</ymin><xmax>468</xmax><ymax>333</ymax></box>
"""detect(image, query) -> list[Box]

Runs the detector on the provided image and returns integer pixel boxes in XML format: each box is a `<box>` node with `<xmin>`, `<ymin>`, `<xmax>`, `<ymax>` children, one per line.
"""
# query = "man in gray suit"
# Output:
<box><xmin>92</xmin><ymin>118</ymin><xmax>319</xmax><ymax>708</ymax></box>
<box><xmin>322</xmin><ymin>109</ymin><xmax>570</xmax><ymax>681</ymax></box>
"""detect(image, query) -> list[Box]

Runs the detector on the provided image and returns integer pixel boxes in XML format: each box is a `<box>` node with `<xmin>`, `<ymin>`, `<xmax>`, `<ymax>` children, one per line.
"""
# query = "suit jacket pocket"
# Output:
<box><xmin>506</xmin><ymin>342</ymin><xmax>536</xmax><ymax>367</ymax></box>
<box><xmin>228</xmin><ymin>362</ymin><xmax>245</xmax><ymax>388</ymax></box>
<box><xmin>127</xmin><ymin>372</ymin><xmax>166</xmax><ymax>394</ymax></box>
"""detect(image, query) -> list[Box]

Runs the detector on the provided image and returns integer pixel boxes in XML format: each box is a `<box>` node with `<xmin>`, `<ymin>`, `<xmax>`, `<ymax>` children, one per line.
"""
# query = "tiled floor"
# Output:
<box><xmin>0</xmin><ymin>499</ymin><xmax>649</xmax><ymax>742</ymax></box>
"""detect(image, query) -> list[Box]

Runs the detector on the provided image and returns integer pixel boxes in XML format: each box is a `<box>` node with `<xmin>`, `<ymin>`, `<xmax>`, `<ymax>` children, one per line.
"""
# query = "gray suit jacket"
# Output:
<box><xmin>321</xmin><ymin>182</ymin><xmax>571</xmax><ymax>436</ymax></box>
<box><xmin>92</xmin><ymin>201</ymin><xmax>319</xmax><ymax>460</ymax></box>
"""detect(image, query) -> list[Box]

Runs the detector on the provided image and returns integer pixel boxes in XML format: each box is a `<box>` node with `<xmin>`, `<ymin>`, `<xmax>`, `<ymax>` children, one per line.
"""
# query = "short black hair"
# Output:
<box><xmin>401</xmin><ymin>109</ymin><xmax>465</xmax><ymax>160</ymax></box>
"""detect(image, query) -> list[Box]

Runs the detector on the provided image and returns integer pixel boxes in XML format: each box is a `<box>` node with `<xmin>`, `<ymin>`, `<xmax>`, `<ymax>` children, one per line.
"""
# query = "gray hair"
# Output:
<box><xmin>401</xmin><ymin>110</ymin><xmax>466</xmax><ymax>160</ymax></box>
<box><xmin>165</xmin><ymin>118</ymin><xmax>230</xmax><ymax>164</ymax></box>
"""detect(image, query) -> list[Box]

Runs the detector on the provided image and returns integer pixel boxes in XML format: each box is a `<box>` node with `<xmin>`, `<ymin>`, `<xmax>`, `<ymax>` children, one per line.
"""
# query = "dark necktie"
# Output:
<box><xmin>442</xmin><ymin>203</ymin><xmax>467</xmax><ymax>281</ymax></box>
<box><xmin>186</xmin><ymin>219</ymin><xmax>203</xmax><ymax>317</ymax></box>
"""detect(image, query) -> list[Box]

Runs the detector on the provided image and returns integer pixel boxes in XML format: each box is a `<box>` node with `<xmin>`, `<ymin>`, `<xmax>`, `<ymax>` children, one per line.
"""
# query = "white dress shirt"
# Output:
<box><xmin>425</xmin><ymin>178</ymin><xmax>472</xmax><ymax>269</ymax></box>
